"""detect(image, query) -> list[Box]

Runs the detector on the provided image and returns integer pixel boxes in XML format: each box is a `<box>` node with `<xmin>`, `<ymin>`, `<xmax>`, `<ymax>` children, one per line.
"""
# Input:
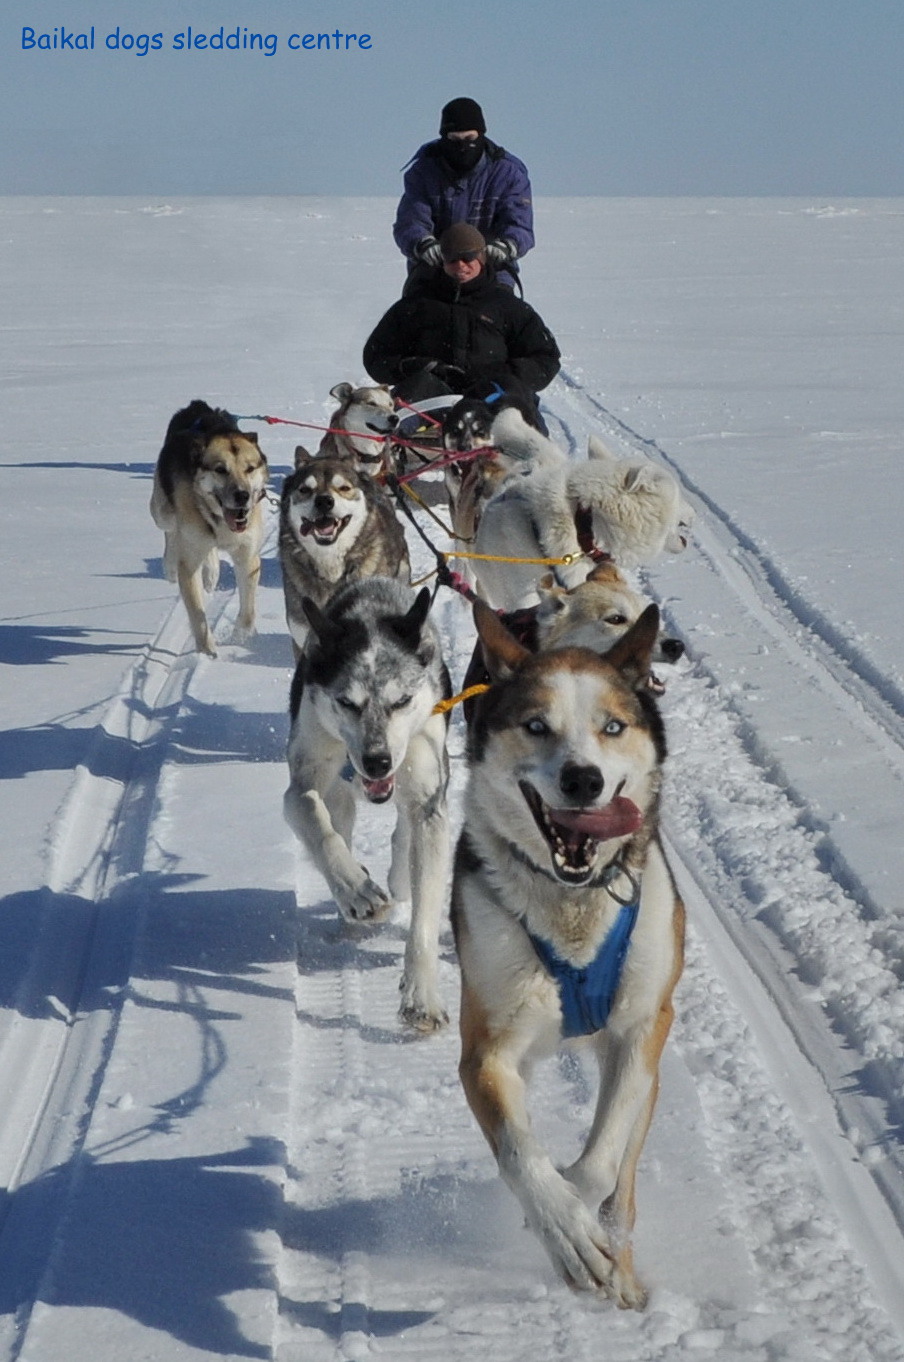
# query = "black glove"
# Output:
<box><xmin>398</xmin><ymin>356</ymin><xmax>437</xmax><ymax>377</ymax></box>
<box><xmin>485</xmin><ymin>238</ymin><xmax>517</xmax><ymax>266</ymax></box>
<box><xmin>414</xmin><ymin>236</ymin><xmax>443</xmax><ymax>267</ymax></box>
<box><xmin>429</xmin><ymin>363</ymin><xmax>467</xmax><ymax>388</ymax></box>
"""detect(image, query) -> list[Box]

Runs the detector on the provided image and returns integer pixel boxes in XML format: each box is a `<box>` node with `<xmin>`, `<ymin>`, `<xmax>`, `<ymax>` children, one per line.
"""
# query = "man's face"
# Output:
<box><xmin>443</xmin><ymin>253</ymin><xmax>484</xmax><ymax>284</ymax></box>
<box><xmin>445</xmin><ymin>129</ymin><xmax>480</xmax><ymax>144</ymax></box>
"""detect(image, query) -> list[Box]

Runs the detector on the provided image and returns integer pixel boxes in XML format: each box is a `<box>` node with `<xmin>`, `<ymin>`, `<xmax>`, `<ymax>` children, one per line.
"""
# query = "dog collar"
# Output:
<box><xmin>527</xmin><ymin>900</ymin><xmax>639</xmax><ymax>1038</ymax></box>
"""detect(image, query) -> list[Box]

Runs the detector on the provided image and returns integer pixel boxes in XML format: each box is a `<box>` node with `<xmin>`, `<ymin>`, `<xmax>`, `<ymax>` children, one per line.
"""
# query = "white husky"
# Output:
<box><xmin>472</xmin><ymin>410</ymin><xmax>694</xmax><ymax>611</ymax></box>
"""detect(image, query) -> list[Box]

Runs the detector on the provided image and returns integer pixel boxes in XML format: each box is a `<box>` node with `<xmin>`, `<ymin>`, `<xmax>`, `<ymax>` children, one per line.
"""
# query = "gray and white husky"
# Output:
<box><xmin>283</xmin><ymin>577</ymin><xmax>452</xmax><ymax>1031</ymax></box>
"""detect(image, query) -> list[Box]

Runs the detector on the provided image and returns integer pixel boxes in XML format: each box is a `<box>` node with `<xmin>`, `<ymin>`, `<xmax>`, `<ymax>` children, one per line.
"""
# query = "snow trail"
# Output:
<box><xmin>3</xmin><ymin>197</ymin><xmax>904</xmax><ymax>1360</ymax></box>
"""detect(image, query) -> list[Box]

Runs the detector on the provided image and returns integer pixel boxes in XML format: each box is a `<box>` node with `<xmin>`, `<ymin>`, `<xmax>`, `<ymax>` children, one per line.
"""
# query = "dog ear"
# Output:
<box><xmin>242</xmin><ymin>431</ymin><xmax>259</xmax><ymax>445</ymax></box>
<box><xmin>329</xmin><ymin>382</ymin><xmax>354</xmax><ymax>404</ymax></box>
<box><xmin>473</xmin><ymin>597</ymin><xmax>531</xmax><ymax>680</ymax></box>
<box><xmin>301</xmin><ymin>597</ymin><xmax>336</xmax><ymax>642</ymax></box>
<box><xmin>587</xmin><ymin>434</ymin><xmax>617</xmax><ymax>463</ymax></box>
<box><xmin>387</xmin><ymin>587</ymin><xmax>433</xmax><ymax>651</ymax></box>
<box><xmin>585</xmin><ymin>560</ymin><xmax>624</xmax><ymax>587</ymax></box>
<box><xmin>535</xmin><ymin>575</ymin><xmax>567</xmax><ymax>618</ymax></box>
<box><xmin>622</xmin><ymin>462</ymin><xmax>664</xmax><ymax>493</ymax></box>
<box><xmin>294</xmin><ymin>445</ymin><xmax>313</xmax><ymax>468</ymax></box>
<box><xmin>604</xmin><ymin>604</ymin><xmax>660</xmax><ymax>686</ymax></box>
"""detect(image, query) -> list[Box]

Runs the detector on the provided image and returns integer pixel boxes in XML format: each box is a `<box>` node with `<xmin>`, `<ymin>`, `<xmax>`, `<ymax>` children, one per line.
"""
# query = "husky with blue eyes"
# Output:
<box><xmin>284</xmin><ymin>576</ymin><xmax>452</xmax><ymax>1031</ymax></box>
<box><xmin>451</xmin><ymin>598</ymin><xmax>684</xmax><ymax>1307</ymax></box>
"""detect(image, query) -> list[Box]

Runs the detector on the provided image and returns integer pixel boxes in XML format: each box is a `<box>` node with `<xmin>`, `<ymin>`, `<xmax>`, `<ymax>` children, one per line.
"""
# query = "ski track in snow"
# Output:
<box><xmin>3</xmin><ymin>387</ymin><xmax>904</xmax><ymax>1359</ymax></box>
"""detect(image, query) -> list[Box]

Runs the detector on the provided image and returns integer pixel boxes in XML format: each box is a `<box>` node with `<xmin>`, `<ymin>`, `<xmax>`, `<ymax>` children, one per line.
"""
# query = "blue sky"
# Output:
<box><xmin>2</xmin><ymin>0</ymin><xmax>902</xmax><ymax>195</ymax></box>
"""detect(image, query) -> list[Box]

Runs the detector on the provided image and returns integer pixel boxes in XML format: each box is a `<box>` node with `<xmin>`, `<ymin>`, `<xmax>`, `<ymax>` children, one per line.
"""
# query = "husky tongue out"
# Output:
<box><xmin>223</xmin><ymin>508</ymin><xmax>249</xmax><ymax>532</ymax></box>
<box><xmin>548</xmin><ymin>797</ymin><xmax>642</xmax><ymax>842</ymax></box>
<box><xmin>362</xmin><ymin>774</ymin><xmax>394</xmax><ymax>804</ymax></box>
<box><xmin>521</xmin><ymin>782</ymin><xmax>643</xmax><ymax>884</ymax></box>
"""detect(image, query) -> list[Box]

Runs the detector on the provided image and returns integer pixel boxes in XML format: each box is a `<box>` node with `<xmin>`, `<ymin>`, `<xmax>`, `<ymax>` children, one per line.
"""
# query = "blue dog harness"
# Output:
<box><xmin>527</xmin><ymin>900</ymin><xmax>639</xmax><ymax>1038</ymax></box>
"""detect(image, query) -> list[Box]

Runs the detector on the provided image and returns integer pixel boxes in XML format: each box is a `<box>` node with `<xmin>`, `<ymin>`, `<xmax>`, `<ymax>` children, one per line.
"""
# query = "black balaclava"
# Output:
<box><xmin>440</xmin><ymin>137</ymin><xmax>485</xmax><ymax>175</ymax></box>
<box><xmin>438</xmin><ymin>97</ymin><xmax>487</xmax><ymax>175</ymax></box>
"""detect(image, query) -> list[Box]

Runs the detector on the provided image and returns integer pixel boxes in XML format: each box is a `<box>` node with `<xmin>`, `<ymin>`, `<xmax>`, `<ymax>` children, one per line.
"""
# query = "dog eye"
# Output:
<box><xmin>603</xmin><ymin>718</ymin><xmax>626</xmax><ymax>737</ymax></box>
<box><xmin>214</xmin><ymin>463</ymin><xmax>228</xmax><ymax>475</ymax></box>
<box><xmin>523</xmin><ymin>717</ymin><xmax>549</xmax><ymax>737</ymax></box>
<box><xmin>390</xmin><ymin>695</ymin><xmax>412</xmax><ymax>710</ymax></box>
<box><xmin>605</xmin><ymin>614</ymin><xmax>629</xmax><ymax>626</ymax></box>
<box><xmin>336</xmin><ymin>697</ymin><xmax>362</xmax><ymax>713</ymax></box>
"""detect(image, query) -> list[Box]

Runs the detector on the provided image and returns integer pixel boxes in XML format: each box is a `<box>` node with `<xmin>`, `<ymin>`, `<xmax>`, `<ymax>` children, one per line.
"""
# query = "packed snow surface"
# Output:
<box><xmin>1</xmin><ymin>196</ymin><xmax>904</xmax><ymax>1360</ymax></box>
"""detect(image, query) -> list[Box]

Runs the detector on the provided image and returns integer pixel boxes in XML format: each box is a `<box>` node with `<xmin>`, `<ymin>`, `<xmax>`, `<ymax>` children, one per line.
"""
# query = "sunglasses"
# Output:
<box><xmin>443</xmin><ymin>250</ymin><xmax>483</xmax><ymax>264</ymax></box>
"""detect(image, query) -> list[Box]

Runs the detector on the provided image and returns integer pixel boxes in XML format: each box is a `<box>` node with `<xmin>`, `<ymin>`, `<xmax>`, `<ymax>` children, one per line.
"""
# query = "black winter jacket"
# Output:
<box><xmin>362</xmin><ymin>269</ymin><xmax>560</xmax><ymax>398</ymax></box>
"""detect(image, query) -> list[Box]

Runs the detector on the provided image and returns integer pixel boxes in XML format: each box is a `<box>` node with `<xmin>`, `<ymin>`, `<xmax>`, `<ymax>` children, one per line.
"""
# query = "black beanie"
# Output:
<box><xmin>439</xmin><ymin>98</ymin><xmax>487</xmax><ymax>136</ymax></box>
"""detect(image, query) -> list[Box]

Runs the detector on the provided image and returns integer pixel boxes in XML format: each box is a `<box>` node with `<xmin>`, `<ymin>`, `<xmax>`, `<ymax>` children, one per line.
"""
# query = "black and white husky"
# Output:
<box><xmin>284</xmin><ymin>577</ymin><xmax>452</xmax><ymax>1031</ymax></box>
<box><xmin>452</xmin><ymin>600</ymin><xmax>684</xmax><ymax>1305</ymax></box>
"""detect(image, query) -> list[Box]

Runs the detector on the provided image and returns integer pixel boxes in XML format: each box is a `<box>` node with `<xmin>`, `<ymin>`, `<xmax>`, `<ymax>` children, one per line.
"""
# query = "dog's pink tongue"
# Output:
<box><xmin>552</xmin><ymin>796</ymin><xmax>642</xmax><ymax>841</ymax></box>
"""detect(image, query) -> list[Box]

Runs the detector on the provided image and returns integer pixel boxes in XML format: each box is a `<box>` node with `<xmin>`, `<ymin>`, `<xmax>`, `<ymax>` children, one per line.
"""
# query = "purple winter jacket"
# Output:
<box><xmin>393</xmin><ymin>139</ymin><xmax>534</xmax><ymax>288</ymax></box>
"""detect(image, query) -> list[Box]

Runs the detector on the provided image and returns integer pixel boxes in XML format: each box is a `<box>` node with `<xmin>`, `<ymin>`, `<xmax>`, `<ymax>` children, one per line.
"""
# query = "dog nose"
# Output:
<box><xmin>314</xmin><ymin>494</ymin><xmax>334</xmax><ymax>514</ymax></box>
<box><xmin>660</xmin><ymin>638</ymin><xmax>685</xmax><ymax>662</ymax></box>
<box><xmin>559</xmin><ymin>762</ymin><xmax>604</xmax><ymax>804</ymax></box>
<box><xmin>362</xmin><ymin>751</ymin><xmax>392</xmax><ymax>779</ymax></box>
<box><xmin>233</xmin><ymin>488</ymin><xmax>251</xmax><ymax>506</ymax></box>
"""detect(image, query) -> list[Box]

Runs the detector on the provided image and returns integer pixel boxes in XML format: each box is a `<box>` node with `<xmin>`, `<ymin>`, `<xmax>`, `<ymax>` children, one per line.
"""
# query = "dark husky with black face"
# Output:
<box><xmin>278</xmin><ymin>451</ymin><xmax>410</xmax><ymax>661</ymax></box>
<box><xmin>284</xmin><ymin>577</ymin><xmax>451</xmax><ymax>1032</ymax></box>
<box><xmin>452</xmin><ymin>601</ymin><xmax>684</xmax><ymax>1308</ymax></box>
<box><xmin>150</xmin><ymin>400</ymin><xmax>269</xmax><ymax>657</ymax></box>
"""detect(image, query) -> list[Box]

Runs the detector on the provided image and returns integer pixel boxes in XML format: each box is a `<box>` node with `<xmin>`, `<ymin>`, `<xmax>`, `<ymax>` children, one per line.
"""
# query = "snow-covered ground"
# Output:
<box><xmin>2</xmin><ymin>196</ymin><xmax>904</xmax><ymax>1360</ymax></box>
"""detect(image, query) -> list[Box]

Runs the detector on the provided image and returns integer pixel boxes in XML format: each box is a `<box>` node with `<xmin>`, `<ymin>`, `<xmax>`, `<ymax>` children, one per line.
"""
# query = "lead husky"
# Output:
<box><xmin>452</xmin><ymin>600</ymin><xmax>685</xmax><ymax>1306</ymax></box>
<box><xmin>473</xmin><ymin>410</ymin><xmax>694</xmax><ymax>611</ymax></box>
<box><xmin>150</xmin><ymin>400</ymin><xmax>269</xmax><ymax>656</ymax></box>
<box><xmin>284</xmin><ymin>577</ymin><xmax>451</xmax><ymax>1030</ymax></box>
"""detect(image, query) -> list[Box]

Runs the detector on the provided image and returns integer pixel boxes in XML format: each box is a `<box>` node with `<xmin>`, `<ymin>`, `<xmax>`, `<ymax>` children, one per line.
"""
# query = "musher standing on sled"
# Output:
<box><xmin>393</xmin><ymin>97</ymin><xmax>535</xmax><ymax>294</ymax></box>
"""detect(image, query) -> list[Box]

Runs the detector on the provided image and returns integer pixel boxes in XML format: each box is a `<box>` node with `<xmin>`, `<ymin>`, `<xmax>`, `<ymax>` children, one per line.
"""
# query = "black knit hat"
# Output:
<box><xmin>439</xmin><ymin>98</ymin><xmax>487</xmax><ymax>136</ymax></box>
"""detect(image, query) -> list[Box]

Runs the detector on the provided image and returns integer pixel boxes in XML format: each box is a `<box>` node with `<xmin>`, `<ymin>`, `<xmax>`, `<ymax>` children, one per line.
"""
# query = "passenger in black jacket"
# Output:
<box><xmin>362</xmin><ymin>223</ymin><xmax>560</xmax><ymax>409</ymax></box>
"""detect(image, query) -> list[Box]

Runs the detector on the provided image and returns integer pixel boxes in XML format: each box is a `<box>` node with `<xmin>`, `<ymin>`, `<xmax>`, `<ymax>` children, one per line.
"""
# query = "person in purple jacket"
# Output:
<box><xmin>393</xmin><ymin>97</ymin><xmax>534</xmax><ymax>293</ymax></box>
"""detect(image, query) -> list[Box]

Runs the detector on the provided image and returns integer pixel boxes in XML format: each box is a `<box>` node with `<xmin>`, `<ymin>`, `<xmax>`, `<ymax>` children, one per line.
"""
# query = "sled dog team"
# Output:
<box><xmin>150</xmin><ymin>390</ymin><xmax>695</xmax><ymax>1308</ymax></box>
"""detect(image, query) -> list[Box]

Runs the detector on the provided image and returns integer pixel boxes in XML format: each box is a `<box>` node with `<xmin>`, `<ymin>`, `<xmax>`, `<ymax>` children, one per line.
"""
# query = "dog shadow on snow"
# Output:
<box><xmin>280</xmin><ymin>1170</ymin><xmax>531</xmax><ymax>1341</ymax></box>
<box><xmin>294</xmin><ymin>902</ymin><xmax>460</xmax><ymax>1047</ymax></box>
<box><xmin>136</xmin><ymin>553</ymin><xmax>284</xmax><ymax>593</ymax></box>
<box><xmin>0</xmin><ymin>877</ymin><xmax>301</xmax><ymax>1354</ymax></box>
<box><xmin>0</xmin><ymin>1139</ymin><xmax>281</xmax><ymax>1358</ymax></box>
<box><xmin>0</xmin><ymin>1145</ymin><xmax>495</xmax><ymax>1352</ymax></box>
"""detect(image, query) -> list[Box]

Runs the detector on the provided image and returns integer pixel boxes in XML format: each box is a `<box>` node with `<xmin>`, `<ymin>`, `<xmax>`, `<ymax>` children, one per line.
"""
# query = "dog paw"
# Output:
<box><xmin>610</xmin><ymin>1268</ymin><xmax>647</xmax><ymax>1311</ymax></box>
<box><xmin>229</xmin><ymin>622</ymin><xmax>255</xmax><ymax>646</ymax></box>
<box><xmin>398</xmin><ymin>979</ymin><xmax>448</xmax><ymax>1033</ymax></box>
<box><xmin>335</xmin><ymin>876</ymin><xmax>392</xmax><ymax>924</ymax></box>
<box><xmin>526</xmin><ymin>1181</ymin><xmax>621</xmax><ymax>1297</ymax></box>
